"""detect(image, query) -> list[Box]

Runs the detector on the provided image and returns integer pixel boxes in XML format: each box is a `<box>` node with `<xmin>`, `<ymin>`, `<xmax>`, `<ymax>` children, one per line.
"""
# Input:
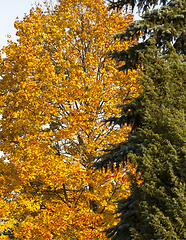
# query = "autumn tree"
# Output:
<box><xmin>0</xmin><ymin>0</ymin><xmax>140</xmax><ymax>239</ymax></box>
<box><xmin>94</xmin><ymin>0</ymin><xmax>186</xmax><ymax>239</ymax></box>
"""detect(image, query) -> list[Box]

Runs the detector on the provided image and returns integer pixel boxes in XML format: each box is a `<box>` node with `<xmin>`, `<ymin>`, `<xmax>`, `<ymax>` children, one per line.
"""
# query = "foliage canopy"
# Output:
<box><xmin>0</xmin><ymin>0</ymin><xmax>140</xmax><ymax>239</ymax></box>
<box><xmin>94</xmin><ymin>0</ymin><xmax>186</xmax><ymax>239</ymax></box>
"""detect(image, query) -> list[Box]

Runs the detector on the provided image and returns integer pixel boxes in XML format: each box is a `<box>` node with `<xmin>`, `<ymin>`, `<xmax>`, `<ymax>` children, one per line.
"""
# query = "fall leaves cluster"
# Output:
<box><xmin>0</xmin><ymin>0</ymin><xmax>141</xmax><ymax>239</ymax></box>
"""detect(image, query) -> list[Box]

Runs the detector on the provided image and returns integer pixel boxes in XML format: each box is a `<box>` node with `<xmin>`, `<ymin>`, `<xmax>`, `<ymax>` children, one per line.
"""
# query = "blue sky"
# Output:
<box><xmin>0</xmin><ymin>0</ymin><xmax>141</xmax><ymax>49</ymax></box>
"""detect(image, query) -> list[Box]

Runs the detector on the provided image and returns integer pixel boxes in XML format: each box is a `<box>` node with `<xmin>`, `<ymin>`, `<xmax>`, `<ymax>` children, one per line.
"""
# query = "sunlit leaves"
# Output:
<box><xmin>0</xmin><ymin>0</ymin><xmax>141</xmax><ymax>239</ymax></box>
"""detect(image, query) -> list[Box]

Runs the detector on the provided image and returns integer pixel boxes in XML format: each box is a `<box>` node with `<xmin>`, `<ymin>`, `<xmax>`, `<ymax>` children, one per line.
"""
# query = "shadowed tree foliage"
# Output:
<box><xmin>94</xmin><ymin>0</ymin><xmax>186</xmax><ymax>239</ymax></box>
<box><xmin>108</xmin><ymin>0</ymin><xmax>186</xmax><ymax>71</ymax></box>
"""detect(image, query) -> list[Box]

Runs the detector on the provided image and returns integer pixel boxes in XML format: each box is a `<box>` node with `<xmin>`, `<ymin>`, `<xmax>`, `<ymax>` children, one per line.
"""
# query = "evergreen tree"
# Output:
<box><xmin>94</xmin><ymin>0</ymin><xmax>186</xmax><ymax>239</ymax></box>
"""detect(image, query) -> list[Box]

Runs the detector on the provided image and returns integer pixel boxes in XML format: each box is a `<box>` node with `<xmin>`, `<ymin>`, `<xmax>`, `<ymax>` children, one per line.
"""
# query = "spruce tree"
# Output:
<box><xmin>94</xmin><ymin>0</ymin><xmax>186</xmax><ymax>239</ymax></box>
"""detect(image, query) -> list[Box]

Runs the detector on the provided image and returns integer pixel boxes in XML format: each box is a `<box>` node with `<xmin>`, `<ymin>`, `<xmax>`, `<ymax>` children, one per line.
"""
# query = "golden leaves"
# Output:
<box><xmin>0</xmin><ymin>0</ymin><xmax>141</xmax><ymax>239</ymax></box>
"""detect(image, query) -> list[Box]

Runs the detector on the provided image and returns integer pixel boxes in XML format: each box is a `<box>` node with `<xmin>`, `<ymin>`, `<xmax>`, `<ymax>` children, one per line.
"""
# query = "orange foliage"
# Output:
<box><xmin>0</xmin><ymin>0</ymin><xmax>141</xmax><ymax>239</ymax></box>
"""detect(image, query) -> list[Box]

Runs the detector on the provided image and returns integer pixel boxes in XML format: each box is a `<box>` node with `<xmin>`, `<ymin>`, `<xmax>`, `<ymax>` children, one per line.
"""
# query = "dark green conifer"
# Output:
<box><xmin>94</xmin><ymin>0</ymin><xmax>186</xmax><ymax>239</ymax></box>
